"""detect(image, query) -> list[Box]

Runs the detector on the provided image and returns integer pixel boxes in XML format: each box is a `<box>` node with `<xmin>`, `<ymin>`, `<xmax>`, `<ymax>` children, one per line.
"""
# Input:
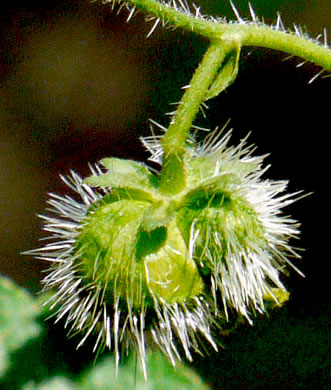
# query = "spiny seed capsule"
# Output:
<box><xmin>76</xmin><ymin>198</ymin><xmax>204</xmax><ymax>306</ymax></box>
<box><xmin>26</xmin><ymin>128</ymin><xmax>302</xmax><ymax>377</ymax></box>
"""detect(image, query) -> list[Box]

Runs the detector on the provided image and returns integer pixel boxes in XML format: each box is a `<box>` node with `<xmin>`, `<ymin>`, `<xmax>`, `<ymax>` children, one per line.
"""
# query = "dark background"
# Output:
<box><xmin>1</xmin><ymin>1</ymin><xmax>330</xmax><ymax>388</ymax></box>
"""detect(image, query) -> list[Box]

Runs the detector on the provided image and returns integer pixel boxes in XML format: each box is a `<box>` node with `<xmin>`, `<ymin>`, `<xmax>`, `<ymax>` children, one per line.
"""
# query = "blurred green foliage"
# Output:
<box><xmin>2</xmin><ymin>273</ymin><xmax>330</xmax><ymax>389</ymax></box>
<box><xmin>0</xmin><ymin>275</ymin><xmax>209</xmax><ymax>390</ymax></box>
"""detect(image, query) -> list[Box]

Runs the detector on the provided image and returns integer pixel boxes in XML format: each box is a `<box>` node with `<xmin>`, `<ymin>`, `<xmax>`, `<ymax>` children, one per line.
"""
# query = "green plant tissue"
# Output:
<box><xmin>0</xmin><ymin>275</ymin><xmax>41</xmax><ymax>378</ymax></box>
<box><xmin>0</xmin><ymin>275</ymin><xmax>209</xmax><ymax>389</ymax></box>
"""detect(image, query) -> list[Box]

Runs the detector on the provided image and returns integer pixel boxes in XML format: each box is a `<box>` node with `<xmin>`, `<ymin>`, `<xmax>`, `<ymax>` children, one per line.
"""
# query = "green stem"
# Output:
<box><xmin>108</xmin><ymin>0</ymin><xmax>331</xmax><ymax>192</ymax></box>
<box><xmin>119</xmin><ymin>0</ymin><xmax>331</xmax><ymax>70</ymax></box>
<box><xmin>237</xmin><ymin>25</ymin><xmax>331</xmax><ymax>70</ymax></box>
<box><xmin>159</xmin><ymin>42</ymin><xmax>226</xmax><ymax>194</ymax></box>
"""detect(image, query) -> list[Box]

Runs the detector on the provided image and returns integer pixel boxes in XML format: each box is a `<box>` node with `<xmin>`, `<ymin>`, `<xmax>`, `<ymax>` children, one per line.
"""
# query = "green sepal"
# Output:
<box><xmin>84</xmin><ymin>157</ymin><xmax>159</xmax><ymax>192</ymax></box>
<box><xmin>204</xmin><ymin>45</ymin><xmax>241</xmax><ymax>101</ymax></box>
<box><xmin>185</xmin><ymin>153</ymin><xmax>261</xmax><ymax>189</ymax></box>
<box><xmin>97</xmin><ymin>187</ymin><xmax>156</xmax><ymax>205</ymax></box>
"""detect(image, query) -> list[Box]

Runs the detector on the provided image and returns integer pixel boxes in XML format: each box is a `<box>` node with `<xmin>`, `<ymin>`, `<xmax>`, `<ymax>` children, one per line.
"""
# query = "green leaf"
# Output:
<box><xmin>0</xmin><ymin>276</ymin><xmax>41</xmax><ymax>378</ymax></box>
<box><xmin>22</xmin><ymin>377</ymin><xmax>78</xmax><ymax>390</ymax></box>
<box><xmin>84</xmin><ymin>158</ymin><xmax>158</xmax><ymax>192</ymax></box>
<box><xmin>0</xmin><ymin>340</ymin><xmax>8</xmax><ymax>378</ymax></box>
<box><xmin>80</xmin><ymin>351</ymin><xmax>210</xmax><ymax>389</ymax></box>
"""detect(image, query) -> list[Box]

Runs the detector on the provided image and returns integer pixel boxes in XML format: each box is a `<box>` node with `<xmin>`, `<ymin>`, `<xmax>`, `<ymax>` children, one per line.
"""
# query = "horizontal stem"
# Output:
<box><xmin>121</xmin><ymin>0</ymin><xmax>331</xmax><ymax>70</ymax></box>
<box><xmin>233</xmin><ymin>24</ymin><xmax>331</xmax><ymax>71</ymax></box>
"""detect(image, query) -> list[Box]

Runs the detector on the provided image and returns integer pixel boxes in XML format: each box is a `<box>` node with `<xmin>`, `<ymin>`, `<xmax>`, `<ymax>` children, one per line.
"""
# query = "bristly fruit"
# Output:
<box><xmin>26</xmin><ymin>126</ymin><xmax>302</xmax><ymax>377</ymax></box>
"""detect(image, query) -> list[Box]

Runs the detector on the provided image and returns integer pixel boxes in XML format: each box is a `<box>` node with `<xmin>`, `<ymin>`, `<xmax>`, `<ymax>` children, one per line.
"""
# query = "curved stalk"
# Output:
<box><xmin>159</xmin><ymin>42</ymin><xmax>226</xmax><ymax>194</ymax></box>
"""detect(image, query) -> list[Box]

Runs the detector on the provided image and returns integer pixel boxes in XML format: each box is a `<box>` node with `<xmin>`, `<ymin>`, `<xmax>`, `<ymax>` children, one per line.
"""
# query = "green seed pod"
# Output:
<box><xmin>27</xmin><ymin>129</ymin><xmax>302</xmax><ymax>377</ymax></box>
<box><xmin>75</xmin><ymin>197</ymin><xmax>203</xmax><ymax>307</ymax></box>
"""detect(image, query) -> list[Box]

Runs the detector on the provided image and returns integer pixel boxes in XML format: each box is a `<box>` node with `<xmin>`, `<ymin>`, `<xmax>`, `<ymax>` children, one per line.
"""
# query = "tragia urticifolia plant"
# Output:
<box><xmin>25</xmin><ymin>0</ymin><xmax>331</xmax><ymax>378</ymax></box>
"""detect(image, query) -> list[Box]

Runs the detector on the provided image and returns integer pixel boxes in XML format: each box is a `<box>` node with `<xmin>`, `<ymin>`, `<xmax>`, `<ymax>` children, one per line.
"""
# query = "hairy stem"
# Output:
<box><xmin>104</xmin><ymin>0</ymin><xmax>331</xmax><ymax>192</ymax></box>
<box><xmin>113</xmin><ymin>0</ymin><xmax>331</xmax><ymax>70</ymax></box>
<box><xmin>236</xmin><ymin>25</ymin><xmax>331</xmax><ymax>71</ymax></box>
<box><xmin>159</xmin><ymin>42</ymin><xmax>226</xmax><ymax>194</ymax></box>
